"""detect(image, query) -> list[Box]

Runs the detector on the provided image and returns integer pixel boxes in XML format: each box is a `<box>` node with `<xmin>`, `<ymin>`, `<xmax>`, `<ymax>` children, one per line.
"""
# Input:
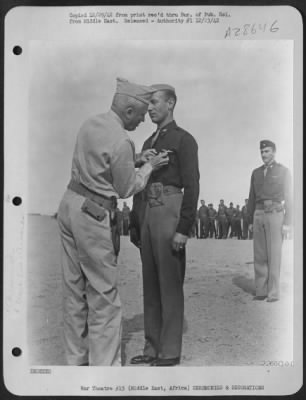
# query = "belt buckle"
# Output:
<box><xmin>263</xmin><ymin>199</ymin><xmax>273</xmax><ymax>213</ymax></box>
<box><xmin>147</xmin><ymin>182</ymin><xmax>163</xmax><ymax>207</ymax></box>
<box><xmin>147</xmin><ymin>182</ymin><xmax>163</xmax><ymax>199</ymax></box>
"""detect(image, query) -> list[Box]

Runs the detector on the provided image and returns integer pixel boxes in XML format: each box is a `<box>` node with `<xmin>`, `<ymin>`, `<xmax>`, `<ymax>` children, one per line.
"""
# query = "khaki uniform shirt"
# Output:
<box><xmin>71</xmin><ymin>110</ymin><xmax>152</xmax><ymax>199</ymax></box>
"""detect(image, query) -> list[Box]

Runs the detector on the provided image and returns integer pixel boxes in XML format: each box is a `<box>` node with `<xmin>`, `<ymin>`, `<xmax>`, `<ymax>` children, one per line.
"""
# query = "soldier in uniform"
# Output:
<box><xmin>226</xmin><ymin>202</ymin><xmax>235</xmax><ymax>237</ymax></box>
<box><xmin>247</xmin><ymin>140</ymin><xmax>291</xmax><ymax>302</ymax></box>
<box><xmin>130</xmin><ymin>84</ymin><xmax>199</xmax><ymax>366</ymax></box>
<box><xmin>57</xmin><ymin>78</ymin><xmax>169</xmax><ymax>366</ymax></box>
<box><xmin>232</xmin><ymin>204</ymin><xmax>242</xmax><ymax>239</ymax></box>
<box><xmin>198</xmin><ymin>200</ymin><xmax>209</xmax><ymax>238</ymax></box>
<box><xmin>122</xmin><ymin>202</ymin><xmax>131</xmax><ymax>235</ymax></box>
<box><xmin>194</xmin><ymin>210</ymin><xmax>199</xmax><ymax>239</ymax></box>
<box><xmin>217</xmin><ymin>199</ymin><xmax>228</xmax><ymax>239</ymax></box>
<box><xmin>207</xmin><ymin>203</ymin><xmax>217</xmax><ymax>238</ymax></box>
<box><xmin>190</xmin><ymin>210</ymin><xmax>199</xmax><ymax>239</ymax></box>
<box><xmin>115</xmin><ymin>207</ymin><xmax>123</xmax><ymax>236</ymax></box>
<box><xmin>241</xmin><ymin>199</ymin><xmax>250</xmax><ymax>239</ymax></box>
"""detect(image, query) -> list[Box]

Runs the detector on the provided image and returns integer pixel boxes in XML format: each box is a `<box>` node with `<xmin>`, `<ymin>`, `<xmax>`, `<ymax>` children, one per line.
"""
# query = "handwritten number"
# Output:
<box><xmin>225</xmin><ymin>21</ymin><xmax>279</xmax><ymax>39</ymax></box>
<box><xmin>243</xmin><ymin>24</ymin><xmax>250</xmax><ymax>35</ymax></box>
<box><xmin>270</xmin><ymin>20</ymin><xmax>279</xmax><ymax>33</ymax></box>
<box><xmin>224</xmin><ymin>27</ymin><xmax>231</xmax><ymax>39</ymax></box>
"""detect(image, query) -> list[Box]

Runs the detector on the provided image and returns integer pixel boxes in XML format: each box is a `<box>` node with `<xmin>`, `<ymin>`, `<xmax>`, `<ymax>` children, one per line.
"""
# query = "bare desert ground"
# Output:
<box><xmin>27</xmin><ymin>215</ymin><xmax>293</xmax><ymax>366</ymax></box>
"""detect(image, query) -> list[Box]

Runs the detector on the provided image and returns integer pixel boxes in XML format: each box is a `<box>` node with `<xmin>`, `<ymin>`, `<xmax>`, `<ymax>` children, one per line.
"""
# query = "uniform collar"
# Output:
<box><xmin>151</xmin><ymin>120</ymin><xmax>177</xmax><ymax>137</ymax></box>
<box><xmin>108</xmin><ymin>108</ymin><xmax>124</xmax><ymax>128</ymax></box>
<box><xmin>262</xmin><ymin>160</ymin><xmax>276</xmax><ymax>169</ymax></box>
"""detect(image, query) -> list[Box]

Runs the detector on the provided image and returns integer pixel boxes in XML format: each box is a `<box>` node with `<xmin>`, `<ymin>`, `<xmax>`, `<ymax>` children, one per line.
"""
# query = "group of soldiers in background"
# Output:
<box><xmin>193</xmin><ymin>199</ymin><xmax>253</xmax><ymax>240</ymax></box>
<box><xmin>115</xmin><ymin>202</ymin><xmax>131</xmax><ymax>236</ymax></box>
<box><xmin>116</xmin><ymin>198</ymin><xmax>253</xmax><ymax>240</ymax></box>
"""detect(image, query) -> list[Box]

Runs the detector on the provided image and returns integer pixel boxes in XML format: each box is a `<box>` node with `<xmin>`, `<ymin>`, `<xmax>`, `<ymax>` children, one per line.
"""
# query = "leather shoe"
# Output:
<box><xmin>267</xmin><ymin>298</ymin><xmax>279</xmax><ymax>303</ymax></box>
<box><xmin>150</xmin><ymin>357</ymin><xmax>180</xmax><ymax>366</ymax></box>
<box><xmin>253</xmin><ymin>295</ymin><xmax>267</xmax><ymax>301</ymax></box>
<box><xmin>130</xmin><ymin>355</ymin><xmax>156</xmax><ymax>364</ymax></box>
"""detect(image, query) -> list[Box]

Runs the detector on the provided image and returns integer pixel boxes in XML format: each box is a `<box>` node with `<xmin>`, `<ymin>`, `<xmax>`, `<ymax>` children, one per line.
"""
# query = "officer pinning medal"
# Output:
<box><xmin>57</xmin><ymin>78</ymin><xmax>169</xmax><ymax>366</ymax></box>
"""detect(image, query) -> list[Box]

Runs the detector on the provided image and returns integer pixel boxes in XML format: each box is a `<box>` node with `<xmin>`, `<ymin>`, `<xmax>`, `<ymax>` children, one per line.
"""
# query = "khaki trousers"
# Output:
<box><xmin>253</xmin><ymin>209</ymin><xmax>284</xmax><ymax>300</ymax></box>
<box><xmin>57</xmin><ymin>189</ymin><xmax>122</xmax><ymax>366</ymax></box>
<box><xmin>141</xmin><ymin>192</ymin><xmax>185</xmax><ymax>360</ymax></box>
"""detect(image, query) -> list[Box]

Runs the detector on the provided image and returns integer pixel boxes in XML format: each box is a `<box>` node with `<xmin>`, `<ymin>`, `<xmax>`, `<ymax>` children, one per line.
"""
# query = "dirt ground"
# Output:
<box><xmin>27</xmin><ymin>215</ymin><xmax>293</xmax><ymax>366</ymax></box>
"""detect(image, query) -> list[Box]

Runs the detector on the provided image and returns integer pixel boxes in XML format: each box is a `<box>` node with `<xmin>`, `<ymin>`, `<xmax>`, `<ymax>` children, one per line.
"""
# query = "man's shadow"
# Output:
<box><xmin>232</xmin><ymin>274</ymin><xmax>255</xmax><ymax>296</ymax></box>
<box><xmin>121</xmin><ymin>313</ymin><xmax>144</xmax><ymax>366</ymax></box>
<box><xmin>121</xmin><ymin>314</ymin><xmax>188</xmax><ymax>366</ymax></box>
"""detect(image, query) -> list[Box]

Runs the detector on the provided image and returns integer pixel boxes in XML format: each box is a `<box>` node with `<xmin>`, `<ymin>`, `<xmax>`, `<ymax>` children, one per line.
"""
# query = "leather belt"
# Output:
<box><xmin>67</xmin><ymin>179</ymin><xmax>116</xmax><ymax>210</ymax></box>
<box><xmin>162</xmin><ymin>185</ymin><xmax>182</xmax><ymax>195</ymax></box>
<box><xmin>255</xmin><ymin>201</ymin><xmax>283</xmax><ymax>212</ymax></box>
<box><xmin>144</xmin><ymin>182</ymin><xmax>181</xmax><ymax>196</ymax></box>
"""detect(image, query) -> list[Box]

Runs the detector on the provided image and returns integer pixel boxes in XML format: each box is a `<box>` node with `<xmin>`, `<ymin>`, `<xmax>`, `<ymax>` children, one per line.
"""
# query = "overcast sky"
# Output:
<box><xmin>28</xmin><ymin>40</ymin><xmax>293</xmax><ymax>214</ymax></box>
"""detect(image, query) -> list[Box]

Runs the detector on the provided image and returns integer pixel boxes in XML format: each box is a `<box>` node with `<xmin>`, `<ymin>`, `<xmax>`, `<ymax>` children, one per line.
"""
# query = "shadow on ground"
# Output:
<box><xmin>121</xmin><ymin>313</ymin><xmax>144</xmax><ymax>365</ymax></box>
<box><xmin>232</xmin><ymin>274</ymin><xmax>255</xmax><ymax>295</ymax></box>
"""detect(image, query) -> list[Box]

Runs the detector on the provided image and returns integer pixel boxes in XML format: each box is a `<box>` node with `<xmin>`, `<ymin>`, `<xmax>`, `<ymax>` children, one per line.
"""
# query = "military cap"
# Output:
<box><xmin>115</xmin><ymin>77</ymin><xmax>154</xmax><ymax>104</ymax></box>
<box><xmin>151</xmin><ymin>83</ymin><xmax>176</xmax><ymax>94</ymax></box>
<box><xmin>260</xmin><ymin>140</ymin><xmax>276</xmax><ymax>151</ymax></box>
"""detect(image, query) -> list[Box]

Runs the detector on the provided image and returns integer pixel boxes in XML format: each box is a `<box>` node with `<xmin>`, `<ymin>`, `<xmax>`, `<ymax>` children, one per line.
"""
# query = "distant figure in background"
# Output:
<box><xmin>115</xmin><ymin>207</ymin><xmax>123</xmax><ymax>236</ymax></box>
<box><xmin>207</xmin><ymin>203</ymin><xmax>217</xmax><ymax>238</ymax></box>
<box><xmin>232</xmin><ymin>205</ymin><xmax>242</xmax><ymax>239</ymax></box>
<box><xmin>122</xmin><ymin>202</ymin><xmax>131</xmax><ymax>235</ymax></box>
<box><xmin>226</xmin><ymin>202</ymin><xmax>235</xmax><ymax>238</ymax></box>
<box><xmin>241</xmin><ymin>199</ymin><xmax>251</xmax><ymax>239</ymax></box>
<box><xmin>248</xmin><ymin>140</ymin><xmax>292</xmax><ymax>302</ymax></box>
<box><xmin>193</xmin><ymin>210</ymin><xmax>199</xmax><ymax>239</ymax></box>
<box><xmin>217</xmin><ymin>199</ymin><xmax>228</xmax><ymax>239</ymax></box>
<box><xmin>198</xmin><ymin>200</ymin><xmax>209</xmax><ymax>238</ymax></box>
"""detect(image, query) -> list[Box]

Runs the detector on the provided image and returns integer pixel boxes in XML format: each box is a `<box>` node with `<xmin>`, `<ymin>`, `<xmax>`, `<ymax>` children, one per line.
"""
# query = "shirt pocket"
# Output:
<box><xmin>266</xmin><ymin>174</ymin><xmax>283</xmax><ymax>194</ymax></box>
<box><xmin>254</xmin><ymin>174</ymin><xmax>264</xmax><ymax>192</ymax></box>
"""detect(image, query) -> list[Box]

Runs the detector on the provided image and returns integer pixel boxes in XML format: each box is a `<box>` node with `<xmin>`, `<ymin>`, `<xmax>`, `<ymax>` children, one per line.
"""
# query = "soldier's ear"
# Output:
<box><xmin>125</xmin><ymin>107</ymin><xmax>134</xmax><ymax>118</ymax></box>
<box><xmin>167</xmin><ymin>97</ymin><xmax>175</xmax><ymax>111</ymax></box>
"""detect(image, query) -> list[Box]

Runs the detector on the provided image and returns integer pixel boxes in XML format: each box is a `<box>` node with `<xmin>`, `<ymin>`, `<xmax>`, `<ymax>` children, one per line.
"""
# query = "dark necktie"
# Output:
<box><xmin>150</xmin><ymin>129</ymin><xmax>160</xmax><ymax>147</ymax></box>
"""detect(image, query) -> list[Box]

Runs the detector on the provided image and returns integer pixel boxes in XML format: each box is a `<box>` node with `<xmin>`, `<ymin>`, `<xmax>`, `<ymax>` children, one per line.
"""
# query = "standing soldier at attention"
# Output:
<box><xmin>122</xmin><ymin>201</ymin><xmax>131</xmax><ymax>235</ymax></box>
<box><xmin>226</xmin><ymin>202</ymin><xmax>235</xmax><ymax>238</ymax></box>
<box><xmin>198</xmin><ymin>200</ymin><xmax>209</xmax><ymax>238</ymax></box>
<box><xmin>217</xmin><ymin>199</ymin><xmax>228</xmax><ymax>239</ymax></box>
<box><xmin>115</xmin><ymin>206</ymin><xmax>123</xmax><ymax>236</ymax></box>
<box><xmin>232</xmin><ymin>204</ymin><xmax>242</xmax><ymax>240</ymax></box>
<box><xmin>241</xmin><ymin>199</ymin><xmax>251</xmax><ymax>239</ymax></box>
<box><xmin>192</xmin><ymin>209</ymin><xmax>200</xmax><ymax>239</ymax></box>
<box><xmin>130</xmin><ymin>83</ymin><xmax>199</xmax><ymax>366</ymax></box>
<box><xmin>207</xmin><ymin>203</ymin><xmax>217</xmax><ymax>238</ymax></box>
<box><xmin>57</xmin><ymin>78</ymin><xmax>169</xmax><ymax>366</ymax></box>
<box><xmin>247</xmin><ymin>140</ymin><xmax>292</xmax><ymax>302</ymax></box>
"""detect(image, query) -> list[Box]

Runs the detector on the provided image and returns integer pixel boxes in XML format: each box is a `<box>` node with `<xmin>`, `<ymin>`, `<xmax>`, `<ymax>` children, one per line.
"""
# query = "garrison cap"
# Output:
<box><xmin>260</xmin><ymin>140</ymin><xmax>276</xmax><ymax>151</ymax></box>
<box><xmin>150</xmin><ymin>83</ymin><xmax>176</xmax><ymax>94</ymax></box>
<box><xmin>115</xmin><ymin>77</ymin><xmax>154</xmax><ymax>105</ymax></box>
